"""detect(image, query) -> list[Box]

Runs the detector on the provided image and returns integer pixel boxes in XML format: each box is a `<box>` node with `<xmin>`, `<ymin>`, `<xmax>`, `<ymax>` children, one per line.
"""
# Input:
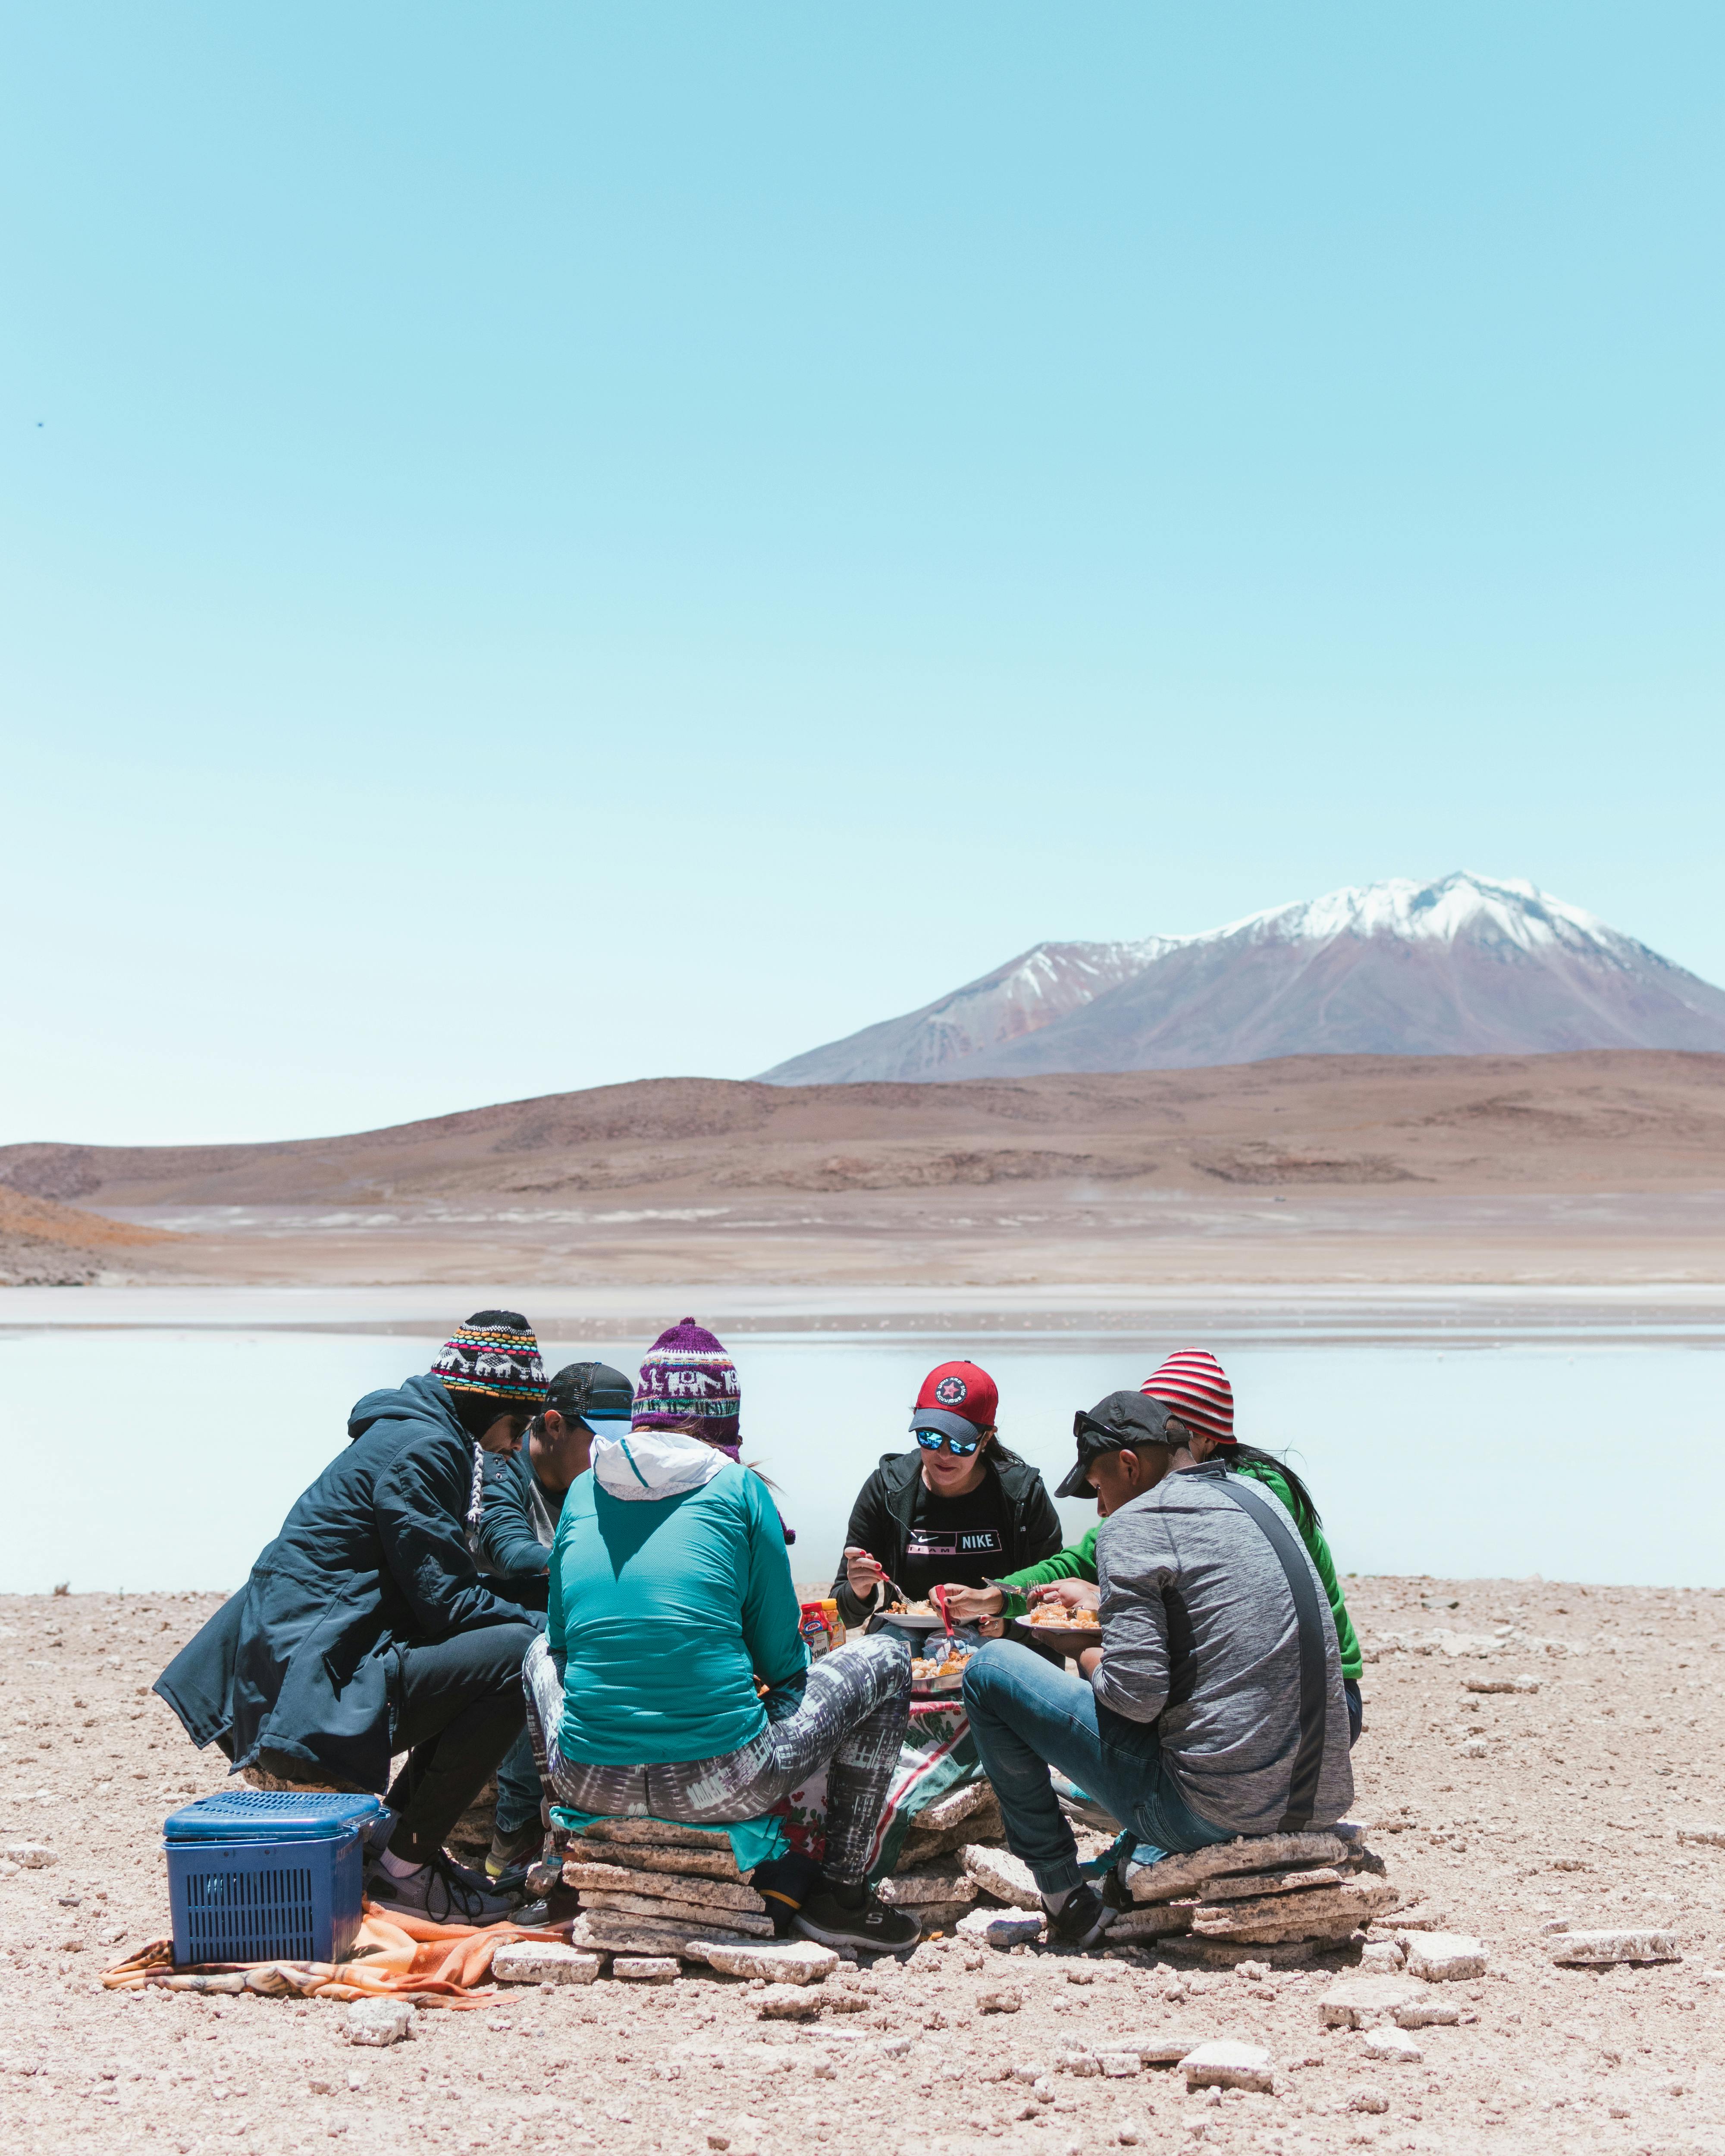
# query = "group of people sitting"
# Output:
<box><xmin>157</xmin><ymin>1310</ymin><xmax>1360</xmax><ymax>1955</ymax></box>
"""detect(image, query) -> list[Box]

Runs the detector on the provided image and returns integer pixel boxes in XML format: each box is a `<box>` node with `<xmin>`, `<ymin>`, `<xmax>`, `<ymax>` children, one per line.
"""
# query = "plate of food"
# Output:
<box><xmin>1010</xmin><ymin>1603</ymin><xmax>1103</xmax><ymax>1658</ymax></box>
<box><xmin>910</xmin><ymin>1650</ymin><xmax>969</xmax><ymax>1696</ymax></box>
<box><xmin>869</xmin><ymin>1598</ymin><xmax>951</xmax><ymax>1636</ymax></box>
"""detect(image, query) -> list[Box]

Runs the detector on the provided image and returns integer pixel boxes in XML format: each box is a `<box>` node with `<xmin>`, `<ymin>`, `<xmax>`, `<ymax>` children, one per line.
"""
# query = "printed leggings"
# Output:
<box><xmin>522</xmin><ymin>1630</ymin><xmax>910</xmax><ymax>1885</ymax></box>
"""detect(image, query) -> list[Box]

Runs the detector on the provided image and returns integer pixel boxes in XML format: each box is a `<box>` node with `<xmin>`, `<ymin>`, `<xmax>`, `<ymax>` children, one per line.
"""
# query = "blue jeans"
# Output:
<box><xmin>962</xmin><ymin>1639</ymin><xmax>1232</xmax><ymax>1896</ymax></box>
<box><xmin>494</xmin><ymin>1726</ymin><xmax>543</xmax><ymax>1837</ymax></box>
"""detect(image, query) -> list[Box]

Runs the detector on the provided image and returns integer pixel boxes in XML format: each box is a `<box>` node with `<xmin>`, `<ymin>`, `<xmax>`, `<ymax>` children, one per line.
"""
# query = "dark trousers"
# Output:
<box><xmin>385</xmin><ymin>1622</ymin><xmax>536</xmax><ymax>1862</ymax></box>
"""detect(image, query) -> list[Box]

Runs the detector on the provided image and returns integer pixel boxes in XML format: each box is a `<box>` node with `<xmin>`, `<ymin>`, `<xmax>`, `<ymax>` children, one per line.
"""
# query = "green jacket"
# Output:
<box><xmin>1000</xmin><ymin>1462</ymin><xmax>1362</xmax><ymax>1681</ymax></box>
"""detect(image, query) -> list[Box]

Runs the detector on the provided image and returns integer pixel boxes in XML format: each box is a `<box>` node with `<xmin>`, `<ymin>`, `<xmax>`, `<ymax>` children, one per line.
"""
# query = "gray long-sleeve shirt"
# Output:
<box><xmin>1093</xmin><ymin>1462</ymin><xmax>1354</xmax><ymax>1836</ymax></box>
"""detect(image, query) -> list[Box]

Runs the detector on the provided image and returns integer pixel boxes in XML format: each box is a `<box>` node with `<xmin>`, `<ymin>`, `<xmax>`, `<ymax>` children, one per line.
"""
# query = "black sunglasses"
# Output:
<box><xmin>915</xmin><ymin>1427</ymin><xmax>981</xmax><ymax>1457</ymax></box>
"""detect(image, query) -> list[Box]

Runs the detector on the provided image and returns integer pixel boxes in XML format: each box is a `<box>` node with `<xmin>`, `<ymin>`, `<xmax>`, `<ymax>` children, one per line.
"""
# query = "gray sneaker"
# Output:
<box><xmin>366</xmin><ymin>1852</ymin><xmax>519</xmax><ymax>1925</ymax></box>
<box><xmin>486</xmin><ymin>1820</ymin><xmax>545</xmax><ymax>1880</ymax></box>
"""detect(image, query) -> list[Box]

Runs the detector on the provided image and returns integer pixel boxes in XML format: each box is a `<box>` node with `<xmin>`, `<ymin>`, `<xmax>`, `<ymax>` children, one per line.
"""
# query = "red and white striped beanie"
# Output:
<box><xmin>1141</xmin><ymin>1348</ymin><xmax>1234</xmax><ymax>1447</ymax></box>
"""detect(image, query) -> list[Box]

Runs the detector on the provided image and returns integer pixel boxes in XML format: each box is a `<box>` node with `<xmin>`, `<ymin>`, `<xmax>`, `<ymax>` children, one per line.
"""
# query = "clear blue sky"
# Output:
<box><xmin>3</xmin><ymin>4</ymin><xmax>1720</xmax><ymax>1145</ymax></box>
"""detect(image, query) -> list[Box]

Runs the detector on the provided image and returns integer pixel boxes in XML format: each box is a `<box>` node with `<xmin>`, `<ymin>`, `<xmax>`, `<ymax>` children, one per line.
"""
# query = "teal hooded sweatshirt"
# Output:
<box><xmin>547</xmin><ymin>1429</ymin><xmax>807</xmax><ymax>1767</ymax></box>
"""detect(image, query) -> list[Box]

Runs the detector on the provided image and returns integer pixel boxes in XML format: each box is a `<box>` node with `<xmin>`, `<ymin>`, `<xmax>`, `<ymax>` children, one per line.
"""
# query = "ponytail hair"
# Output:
<box><xmin>1226</xmin><ymin>1442</ymin><xmax>1322</xmax><ymax>1531</ymax></box>
<box><xmin>1165</xmin><ymin>1414</ymin><xmax>1322</xmax><ymax>1529</ymax></box>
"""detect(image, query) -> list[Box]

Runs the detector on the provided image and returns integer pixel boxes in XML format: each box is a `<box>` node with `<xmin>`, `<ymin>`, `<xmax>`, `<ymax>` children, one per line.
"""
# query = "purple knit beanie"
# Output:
<box><xmin>633</xmin><ymin>1317</ymin><xmax>741</xmax><ymax>1442</ymax></box>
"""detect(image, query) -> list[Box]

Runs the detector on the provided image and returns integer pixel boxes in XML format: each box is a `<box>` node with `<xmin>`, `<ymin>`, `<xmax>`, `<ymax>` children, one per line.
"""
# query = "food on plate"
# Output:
<box><xmin>889</xmin><ymin>1599</ymin><xmax>936</xmax><ymax>1616</ymax></box>
<box><xmin>1028</xmin><ymin>1605</ymin><xmax>1101</xmax><ymax>1630</ymax></box>
<box><xmin>910</xmin><ymin>1655</ymin><xmax>967</xmax><ymax>1682</ymax></box>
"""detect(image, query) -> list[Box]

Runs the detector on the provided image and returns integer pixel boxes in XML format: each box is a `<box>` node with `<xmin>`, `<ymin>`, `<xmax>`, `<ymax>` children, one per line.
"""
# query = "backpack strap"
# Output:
<box><xmin>1202</xmin><ymin>1470</ymin><xmax>1331</xmax><ymax>1832</ymax></box>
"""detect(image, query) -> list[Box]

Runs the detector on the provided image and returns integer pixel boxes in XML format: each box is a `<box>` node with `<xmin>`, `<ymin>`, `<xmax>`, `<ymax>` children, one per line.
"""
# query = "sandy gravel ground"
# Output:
<box><xmin>4</xmin><ymin>1576</ymin><xmax>1725</xmax><ymax>2156</ymax></box>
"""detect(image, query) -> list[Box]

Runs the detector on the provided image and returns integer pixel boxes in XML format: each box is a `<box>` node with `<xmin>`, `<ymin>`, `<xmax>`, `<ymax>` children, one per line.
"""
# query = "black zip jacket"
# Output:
<box><xmin>154</xmin><ymin>1373</ymin><xmax>536</xmax><ymax>1791</ymax></box>
<box><xmin>830</xmin><ymin>1445</ymin><xmax>1063</xmax><ymax>1626</ymax></box>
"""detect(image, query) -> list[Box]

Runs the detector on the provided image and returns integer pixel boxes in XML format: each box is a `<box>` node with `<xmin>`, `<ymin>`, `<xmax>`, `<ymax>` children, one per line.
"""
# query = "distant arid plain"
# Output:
<box><xmin>3</xmin><ymin>1050</ymin><xmax>1722</xmax><ymax>1294</ymax></box>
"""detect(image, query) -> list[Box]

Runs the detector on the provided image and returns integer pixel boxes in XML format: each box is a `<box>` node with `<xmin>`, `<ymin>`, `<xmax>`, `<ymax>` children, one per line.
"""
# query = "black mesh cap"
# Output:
<box><xmin>545</xmin><ymin>1360</ymin><xmax>634</xmax><ymax>1425</ymax></box>
<box><xmin>1054</xmin><ymin>1391</ymin><xmax>1176</xmax><ymax>1499</ymax></box>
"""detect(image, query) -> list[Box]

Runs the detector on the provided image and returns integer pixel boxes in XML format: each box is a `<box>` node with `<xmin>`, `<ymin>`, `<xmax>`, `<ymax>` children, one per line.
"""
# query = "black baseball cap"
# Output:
<box><xmin>1054</xmin><ymin>1391</ymin><xmax>1176</xmax><ymax>1500</ymax></box>
<box><xmin>545</xmin><ymin>1360</ymin><xmax>634</xmax><ymax>1426</ymax></box>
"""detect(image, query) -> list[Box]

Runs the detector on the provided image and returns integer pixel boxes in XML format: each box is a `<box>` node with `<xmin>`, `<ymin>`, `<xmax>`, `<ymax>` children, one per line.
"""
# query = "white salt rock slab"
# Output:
<box><xmin>1393</xmin><ymin>1998</ymin><xmax>1461</xmax><ymax>2028</ymax></box>
<box><xmin>612</xmin><ymin>1956</ymin><xmax>681</xmax><ymax>1983</ymax></box>
<box><xmin>977</xmin><ymin>1987</ymin><xmax>1023</xmax><ymax>2014</ymax></box>
<box><xmin>491</xmin><ymin>1942</ymin><xmax>602</xmax><ymax>1986</ymax></box>
<box><xmin>3</xmin><ymin>1844</ymin><xmax>56</xmax><ymax>1868</ymax></box>
<box><xmin>1107</xmin><ymin>1905</ymin><xmax>1193</xmax><ymax>1941</ymax></box>
<box><xmin>1319</xmin><ymin>1976</ymin><xmax>1421</xmax><ymax>2028</ymax></box>
<box><xmin>1116</xmin><ymin>2033</ymin><xmax>1209</xmax><ymax>2064</ymax></box>
<box><xmin>1199</xmin><ymin>1865</ymin><xmax>1348</xmax><ymax>1902</ymax></box>
<box><xmin>564</xmin><ymin>1860</ymin><xmax>766</xmax><ymax>1912</ymax></box>
<box><xmin>961</xmin><ymin>1844</ymin><xmax>1041</xmax><ymax>1909</ymax></box>
<box><xmin>1399</xmin><ymin>1930</ymin><xmax>1490</xmax><ymax>1981</ymax></box>
<box><xmin>1361</xmin><ymin>2026</ymin><xmax>1423</xmax><ymax>2063</ymax></box>
<box><xmin>1129</xmin><ymin>1833</ymin><xmax>1346</xmax><ymax>1904</ymax></box>
<box><xmin>876</xmin><ymin>1872</ymin><xmax>978</xmax><ymax>1907</ymax></box>
<box><xmin>577</xmin><ymin>1911</ymin><xmax>759</xmax><ymax>1955</ymax></box>
<box><xmin>1348</xmin><ymin>2090</ymin><xmax>1389</xmax><ymax>2114</ymax></box>
<box><xmin>957</xmin><ymin>1905</ymin><xmax>1044</xmax><ymax>1949</ymax></box>
<box><xmin>583</xmin><ymin>1818</ymin><xmax>734</xmax><ymax>1854</ymax></box>
<box><xmin>1054</xmin><ymin>2049</ymin><xmax>1100</xmax><ymax>2076</ymax></box>
<box><xmin>1098</xmin><ymin>2052</ymin><xmax>1141</xmax><ymax>2078</ymax></box>
<box><xmin>1359</xmin><ymin>1941</ymin><xmax>1405</xmax><ymax>1972</ymax></box>
<box><xmin>1180</xmin><ymin>2040</ymin><xmax>1274</xmax><ymax>2094</ymax></box>
<box><xmin>1463</xmin><ymin>1674</ymin><xmax>1538</xmax><ymax>1693</ymax></box>
<box><xmin>1550</xmin><ymin>1929</ymin><xmax>1681</xmax><ymax>1966</ymax></box>
<box><xmin>1192</xmin><ymin>1878</ymin><xmax>1399</xmax><ymax>1940</ymax></box>
<box><xmin>581</xmin><ymin>1890</ymin><xmax>777</xmax><ymax>1936</ymax></box>
<box><xmin>343</xmin><ymin>1999</ymin><xmax>415</xmax><ymax>2046</ymax></box>
<box><xmin>919</xmin><ymin>1781</ymin><xmax>1000</xmax><ymax>1833</ymax></box>
<box><xmin>701</xmin><ymin>1940</ymin><xmax>838</xmax><ymax>1985</ymax></box>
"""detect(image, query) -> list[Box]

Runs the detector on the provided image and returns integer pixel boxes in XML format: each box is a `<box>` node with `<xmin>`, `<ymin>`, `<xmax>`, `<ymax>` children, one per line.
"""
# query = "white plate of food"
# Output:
<box><xmin>1010</xmin><ymin>1606</ymin><xmax>1103</xmax><ymax>1657</ymax></box>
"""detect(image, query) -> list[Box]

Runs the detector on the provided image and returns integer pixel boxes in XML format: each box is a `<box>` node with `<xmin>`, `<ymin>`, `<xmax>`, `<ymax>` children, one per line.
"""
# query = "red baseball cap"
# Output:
<box><xmin>910</xmin><ymin>1360</ymin><xmax>999</xmax><ymax>1443</ymax></box>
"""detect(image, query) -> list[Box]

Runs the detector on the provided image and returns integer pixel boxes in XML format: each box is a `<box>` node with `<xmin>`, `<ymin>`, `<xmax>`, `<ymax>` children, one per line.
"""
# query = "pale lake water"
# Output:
<box><xmin>2</xmin><ymin>1312</ymin><xmax>1722</xmax><ymax>1595</ymax></box>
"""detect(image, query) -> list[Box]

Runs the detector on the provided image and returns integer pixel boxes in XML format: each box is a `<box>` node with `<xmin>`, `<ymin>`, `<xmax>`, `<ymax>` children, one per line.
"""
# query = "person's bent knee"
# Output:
<box><xmin>961</xmin><ymin>1636</ymin><xmax>1022</xmax><ymax>1708</ymax></box>
<box><xmin>470</xmin><ymin>1620</ymin><xmax>539</xmax><ymax>1691</ymax></box>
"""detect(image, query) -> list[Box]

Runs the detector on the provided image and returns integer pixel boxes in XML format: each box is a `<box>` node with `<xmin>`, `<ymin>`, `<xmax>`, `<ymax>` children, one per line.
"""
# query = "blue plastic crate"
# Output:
<box><xmin>165</xmin><ymin>1793</ymin><xmax>379</xmax><ymax>1965</ymax></box>
<box><xmin>165</xmin><ymin>1790</ymin><xmax>382</xmax><ymax>1843</ymax></box>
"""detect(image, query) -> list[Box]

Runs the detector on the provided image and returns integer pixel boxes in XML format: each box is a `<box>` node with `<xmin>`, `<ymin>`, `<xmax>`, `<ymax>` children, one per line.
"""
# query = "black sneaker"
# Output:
<box><xmin>794</xmin><ymin>1887</ymin><xmax>922</xmax><ymax>1956</ymax></box>
<box><xmin>366</xmin><ymin>1851</ymin><xmax>520</xmax><ymax>1925</ymax></box>
<box><xmin>1045</xmin><ymin>1881</ymin><xmax>1117</xmax><ymax>1950</ymax></box>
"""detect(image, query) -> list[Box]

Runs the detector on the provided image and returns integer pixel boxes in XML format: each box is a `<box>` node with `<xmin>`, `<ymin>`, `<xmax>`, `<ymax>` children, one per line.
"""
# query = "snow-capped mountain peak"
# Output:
<box><xmin>758</xmin><ymin>873</ymin><xmax>1725</xmax><ymax>1084</ymax></box>
<box><xmin>1201</xmin><ymin>871</ymin><xmax>1625</xmax><ymax>956</ymax></box>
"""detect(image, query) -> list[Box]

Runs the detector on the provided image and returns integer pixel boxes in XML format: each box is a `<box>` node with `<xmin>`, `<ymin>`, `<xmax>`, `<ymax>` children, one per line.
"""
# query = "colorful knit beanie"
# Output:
<box><xmin>1140</xmin><ymin>1348</ymin><xmax>1234</xmax><ymax>1446</ymax></box>
<box><xmin>431</xmin><ymin>1310</ymin><xmax>547</xmax><ymax>1532</ymax></box>
<box><xmin>433</xmin><ymin>1310</ymin><xmax>549</xmax><ymax>1405</ymax></box>
<box><xmin>633</xmin><ymin>1317</ymin><xmax>741</xmax><ymax>1445</ymax></box>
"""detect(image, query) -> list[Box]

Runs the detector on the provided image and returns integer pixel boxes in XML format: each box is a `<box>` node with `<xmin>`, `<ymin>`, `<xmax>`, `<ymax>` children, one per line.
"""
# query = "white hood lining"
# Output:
<box><xmin>592</xmin><ymin>1428</ymin><xmax>728</xmax><ymax>1502</ymax></box>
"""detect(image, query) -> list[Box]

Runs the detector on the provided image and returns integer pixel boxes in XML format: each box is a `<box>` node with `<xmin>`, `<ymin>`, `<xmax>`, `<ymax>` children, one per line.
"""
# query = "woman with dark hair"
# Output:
<box><xmin>831</xmin><ymin>1360</ymin><xmax>1063</xmax><ymax>1627</ymax></box>
<box><xmin>944</xmin><ymin>1349</ymin><xmax>1365</xmax><ymax>1743</ymax></box>
<box><xmin>523</xmin><ymin>1319</ymin><xmax>922</xmax><ymax>1955</ymax></box>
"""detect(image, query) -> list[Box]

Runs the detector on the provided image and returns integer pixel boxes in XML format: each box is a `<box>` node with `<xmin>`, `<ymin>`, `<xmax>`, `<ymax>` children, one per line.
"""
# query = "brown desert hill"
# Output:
<box><xmin>0</xmin><ymin>1184</ymin><xmax>182</xmax><ymax>1286</ymax></box>
<box><xmin>3</xmin><ymin>1050</ymin><xmax>1725</xmax><ymax>1212</ymax></box>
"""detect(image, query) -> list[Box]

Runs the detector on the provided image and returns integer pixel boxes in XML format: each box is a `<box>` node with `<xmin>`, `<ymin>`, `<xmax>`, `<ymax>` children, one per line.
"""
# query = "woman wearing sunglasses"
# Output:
<box><xmin>831</xmin><ymin>1360</ymin><xmax>1063</xmax><ymax>1627</ymax></box>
